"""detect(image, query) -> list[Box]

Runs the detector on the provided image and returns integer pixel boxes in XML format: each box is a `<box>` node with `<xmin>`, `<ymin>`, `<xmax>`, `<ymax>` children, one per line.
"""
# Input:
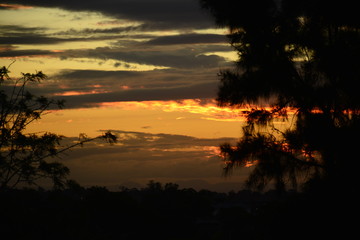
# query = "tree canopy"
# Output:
<box><xmin>200</xmin><ymin>0</ymin><xmax>360</xmax><ymax>192</ymax></box>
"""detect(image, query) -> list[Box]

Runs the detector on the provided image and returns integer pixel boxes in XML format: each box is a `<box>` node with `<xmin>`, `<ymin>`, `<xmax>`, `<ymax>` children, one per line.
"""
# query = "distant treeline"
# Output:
<box><xmin>0</xmin><ymin>181</ymin><xmax>356</xmax><ymax>240</ymax></box>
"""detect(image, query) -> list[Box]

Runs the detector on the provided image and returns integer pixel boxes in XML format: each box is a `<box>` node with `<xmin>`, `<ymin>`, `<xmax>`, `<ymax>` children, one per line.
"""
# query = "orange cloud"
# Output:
<box><xmin>87</xmin><ymin>84</ymin><xmax>104</xmax><ymax>88</ymax></box>
<box><xmin>50</xmin><ymin>50</ymin><xmax>65</xmax><ymax>53</ymax></box>
<box><xmin>53</xmin><ymin>89</ymin><xmax>109</xmax><ymax>96</ymax></box>
<box><xmin>0</xmin><ymin>46</ymin><xmax>15</xmax><ymax>51</ymax></box>
<box><xmin>120</xmin><ymin>85</ymin><xmax>130</xmax><ymax>90</ymax></box>
<box><xmin>97</xmin><ymin>99</ymin><xmax>247</xmax><ymax>122</ymax></box>
<box><xmin>0</xmin><ymin>3</ymin><xmax>33</xmax><ymax>10</ymax></box>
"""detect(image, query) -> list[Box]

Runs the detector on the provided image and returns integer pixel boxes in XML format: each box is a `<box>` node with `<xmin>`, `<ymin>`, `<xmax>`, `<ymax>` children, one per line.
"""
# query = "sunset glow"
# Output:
<box><xmin>0</xmin><ymin>0</ymin><xmax>248</xmax><ymax>191</ymax></box>
<box><xmin>97</xmin><ymin>99</ymin><xmax>246</xmax><ymax>121</ymax></box>
<box><xmin>2</xmin><ymin>2</ymin><xmax>356</xmax><ymax>239</ymax></box>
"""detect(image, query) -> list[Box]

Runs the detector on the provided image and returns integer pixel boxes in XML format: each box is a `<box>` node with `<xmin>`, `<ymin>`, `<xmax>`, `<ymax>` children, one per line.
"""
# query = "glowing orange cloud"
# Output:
<box><xmin>0</xmin><ymin>46</ymin><xmax>14</xmax><ymax>51</ymax></box>
<box><xmin>53</xmin><ymin>89</ymin><xmax>109</xmax><ymax>96</ymax></box>
<box><xmin>97</xmin><ymin>99</ymin><xmax>247</xmax><ymax>122</ymax></box>
<box><xmin>50</xmin><ymin>50</ymin><xmax>65</xmax><ymax>53</ymax></box>
<box><xmin>120</xmin><ymin>85</ymin><xmax>130</xmax><ymax>90</ymax></box>
<box><xmin>0</xmin><ymin>3</ymin><xmax>33</xmax><ymax>9</ymax></box>
<box><xmin>203</xmin><ymin>146</ymin><xmax>222</xmax><ymax>159</ymax></box>
<box><xmin>97</xmin><ymin>99</ymin><xmax>296</xmax><ymax>122</ymax></box>
<box><xmin>87</xmin><ymin>84</ymin><xmax>104</xmax><ymax>88</ymax></box>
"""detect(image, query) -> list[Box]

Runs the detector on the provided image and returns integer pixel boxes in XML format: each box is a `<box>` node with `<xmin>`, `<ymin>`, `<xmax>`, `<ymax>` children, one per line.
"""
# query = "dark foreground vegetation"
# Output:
<box><xmin>0</xmin><ymin>181</ymin><xmax>357</xmax><ymax>240</ymax></box>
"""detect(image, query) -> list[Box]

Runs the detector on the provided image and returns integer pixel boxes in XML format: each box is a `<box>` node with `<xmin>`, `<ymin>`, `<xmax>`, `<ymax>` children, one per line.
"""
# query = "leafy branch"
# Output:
<box><xmin>0</xmin><ymin>66</ymin><xmax>117</xmax><ymax>190</ymax></box>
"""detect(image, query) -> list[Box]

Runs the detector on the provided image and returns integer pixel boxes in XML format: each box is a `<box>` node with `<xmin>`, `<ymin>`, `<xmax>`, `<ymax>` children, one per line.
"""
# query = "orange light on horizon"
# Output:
<box><xmin>95</xmin><ymin>99</ymin><xmax>298</xmax><ymax>123</ymax></box>
<box><xmin>97</xmin><ymin>99</ymin><xmax>247</xmax><ymax>122</ymax></box>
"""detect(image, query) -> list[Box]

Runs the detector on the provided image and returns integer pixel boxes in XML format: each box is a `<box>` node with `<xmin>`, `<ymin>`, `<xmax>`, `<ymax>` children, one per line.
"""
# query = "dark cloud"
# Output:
<box><xmin>112</xmin><ymin>51</ymin><xmax>224</xmax><ymax>69</ymax></box>
<box><xmin>0</xmin><ymin>34</ymin><xmax>105</xmax><ymax>46</ymax></box>
<box><xmin>16</xmin><ymin>68</ymin><xmax>218</xmax><ymax>109</ymax></box>
<box><xmin>3</xmin><ymin>0</ymin><xmax>214</xmax><ymax>30</ymax></box>
<box><xmin>53</xmin><ymin>68</ymin><xmax>215</xmax><ymax>87</ymax></box>
<box><xmin>17</xmin><ymin>67</ymin><xmax>223</xmax><ymax>108</ymax></box>
<box><xmin>0</xmin><ymin>25</ymin><xmax>59</xmax><ymax>45</ymax></box>
<box><xmin>0</xmin><ymin>24</ymin><xmax>125</xmax><ymax>46</ymax></box>
<box><xmin>55</xmin><ymin>26</ymin><xmax>143</xmax><ymax>36</ymax></box>
<box><xmin>0</xmin><ymin>49</ymin><xmax>54</xmax><ymax>57</ymax></box>
<box><xmin>61</xmin><ymin>46</ymin><xmax>227</xmax><ymax>69</ymax></box>
<box><xmin>56</xmin><ymin>69</ymin><xmax>142</xmax><ymax>80</ymax></box>
<box><xmin>0</xmin><ymin>24</ymin><xmax>45</xmax><ymax>34</ymax></box>
<box><xmin>145</xmin><ymin>33</ymin><xmax>227</xmax><ymax>45</ymax></box>
<box><xmin>52</xmin><ymin>81</ymin><xmax>218</xmax><ymax>108</ymax></box>
<box><xmin>54</xmin><ymin>28</ymin><xmax>227</xmax><ymax>45</ymax></box>
<box><xmin>0</xmin><ymin>36</ymin><xmax>56</xmax><ymax>45</ymax></box>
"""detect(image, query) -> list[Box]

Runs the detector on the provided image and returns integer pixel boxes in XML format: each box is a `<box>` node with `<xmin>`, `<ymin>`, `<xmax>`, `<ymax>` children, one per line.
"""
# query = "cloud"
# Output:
<box><xmin>0</xmin><ymin>24</ymin><xmax>44</xmax><ymax>33</ymax></box>
<box><xmin>55</xmin><ymin>25</ymin><xmax>143</xmax><ymax>36</ymax></box>
<box><xmin>3</xmin><ymin>0</ymin><xmax>214</xmax><ymax>31</ymax></box>
<box><xmin>117</xmin><ymin>51</ymin><xmax>224</xmax><ymax>69</ymax></box>
<box><xmin>0</xmin><ymin>25</ymin><xmax>63</xmax><ymax>45</ymax></box>
<box><xmin>0</xmin><ymin>1</ymin><xmax>247</xmax><ymax>192</ymax></box>
<box><xmin>60</xmin><ymin>45</ymin><xmax>227</xmax><ymax>69</ymax></box>
<box><xmin>54</xmin><ymin>68</ymin><xmax>215</xmax><ymax>87</ymax></box>
<box><xmin>0</xmin><ymin>24</ymin><xmax>127</xmax><ymax>47</ymax></box>
<box><xmin>59</xmin><ymin>130</ymin><xmax>246</xmax><ymax>191</ymax></box>
<box><xmin>0</xmin><ymin>25</ymin><xmax>60</xmax><ymax>46</ymax></box>
<box><xmin>52</xmin><ymin>81</ymin><xmax>218</xmax><ymax>108</ymax></box>
<box><xmin>0</xmin><ymin>49</ymin><xmax>54</xmax><ymax>57</ymax></box>
<box><xmin>0</xmin><ymin>3</ymin><xmax>33</xmax><ymax>9</ymax></box>
<box><xmin>13</xmin><ymin>64</ymin><xmax>229</xmax><ymax>109</ymax></box>
<box><xmin>0</xmin><ymin>1</ymin><xmax>234</xmax><ymax>108</ymax></box>
<box><xmin>12</xmin><ymin>67</ymin><xmax>220</xmax><ymax>108</ymax></box>
<box><xmin>145</xmin><ymin>33</ymin><xmax>227</xmax><ymax>45</ymax></box>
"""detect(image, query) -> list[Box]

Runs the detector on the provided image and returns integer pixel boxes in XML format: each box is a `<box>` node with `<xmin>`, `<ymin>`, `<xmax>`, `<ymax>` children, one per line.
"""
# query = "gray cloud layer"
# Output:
<box><xmin>60</xmin><ymin>130</ymin><xmax>247</xmax><ymax>192</ymax></box>
<box><xmin>24</xmin><ymin>68</ymin><xmax>220</xmax><ymax>107</ymax></box>
<box><xmin>2</xmin><ymin>0</ymin><xmax>214</xmax><ymax>30</ymax></box>
<box><xmin>145</xmin><ymin>33</ymin><xmax>227</xmax><ymax>45</ymax></box>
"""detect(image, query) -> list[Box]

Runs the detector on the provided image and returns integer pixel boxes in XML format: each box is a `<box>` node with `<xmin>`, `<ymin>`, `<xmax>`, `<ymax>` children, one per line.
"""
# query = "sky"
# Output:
<box><xmin>0</xmin><ymin>0</ymin><xmax>255</xmax><ymax>192</ymax></box>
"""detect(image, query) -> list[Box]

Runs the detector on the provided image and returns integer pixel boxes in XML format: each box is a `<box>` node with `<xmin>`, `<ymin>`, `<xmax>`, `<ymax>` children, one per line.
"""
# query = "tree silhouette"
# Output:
<box><xmin>0</xmin><ymin>66</ymin><xmax>117</xmax><ymax>190</ymax></box>
<box><xmin>200</xmin><ymin>0</ymin><xmax>360</xmax><ymax>192</ymax></box>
